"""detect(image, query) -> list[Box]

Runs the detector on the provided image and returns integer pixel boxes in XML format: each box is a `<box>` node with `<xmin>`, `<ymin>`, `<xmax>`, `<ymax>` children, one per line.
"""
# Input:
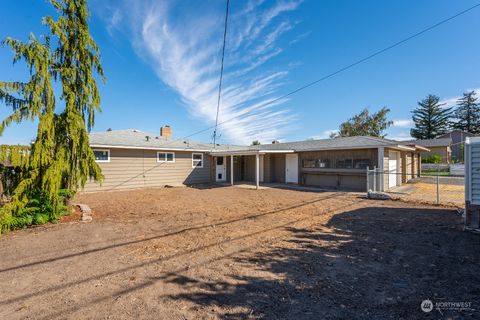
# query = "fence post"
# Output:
<box><xmin>436</xmin><ymin>163</ymin><xmax>440</xmax><ymax>204</ymax></box>
<box><xmin>373</xmin><ymin>166</ymin><xmax>377</xmax><ymax>192</ymax></box>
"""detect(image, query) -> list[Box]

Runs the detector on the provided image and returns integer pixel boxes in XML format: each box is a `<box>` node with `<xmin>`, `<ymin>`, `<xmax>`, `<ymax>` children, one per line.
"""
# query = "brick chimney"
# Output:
<box><xmin>160</xmin><ymin>125</ymin><xmax>171</xmax><ymax>139</ymax></box>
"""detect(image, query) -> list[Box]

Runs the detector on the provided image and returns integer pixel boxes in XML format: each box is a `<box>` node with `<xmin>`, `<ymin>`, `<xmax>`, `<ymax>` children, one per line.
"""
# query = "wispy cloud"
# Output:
<box><xmin>440</xmin><ymin>87</ymin><xmax>480</xmax><ymax>108</ymax></box>
<box><xmin>392</xmin><ymin>119</ymin><xmax>413</xmax><ymax>128</ymax></box>
<box><xmin>99</xmin><ymin>0</ymin><xmax>303</xmax><ymax>144</ymax></box>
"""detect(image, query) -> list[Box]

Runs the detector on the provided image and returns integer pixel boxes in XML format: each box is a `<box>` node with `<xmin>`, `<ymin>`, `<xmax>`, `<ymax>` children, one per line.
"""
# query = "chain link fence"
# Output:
<box><xmin>366</xmin><ymin>166</ymin><xmax>465</xmax><ymax>206</ymax></box>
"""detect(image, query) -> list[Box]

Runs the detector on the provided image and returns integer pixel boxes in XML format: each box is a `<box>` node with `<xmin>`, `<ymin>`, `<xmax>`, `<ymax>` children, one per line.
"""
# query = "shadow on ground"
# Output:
<box><xmin>163</xmin><ymin>206</ymin><xmax>480</xmax><ymax>319</ymax></box>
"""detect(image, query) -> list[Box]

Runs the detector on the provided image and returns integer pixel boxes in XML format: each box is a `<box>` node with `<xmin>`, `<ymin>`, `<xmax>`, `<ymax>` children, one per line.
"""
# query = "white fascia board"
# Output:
<box><xmin>209</xmin><ymin>149</ymin><xmax>295</xmax><ymax>156</ymax></box>
<box><xmin>90</xmin><ymin>144</ymin><xmax>212</xmax><ymax>152</ymax></box>
<box><xmin>390</xmin><ymin>145</ymin><xmax>416</xmax><ymax>151</ymax></box>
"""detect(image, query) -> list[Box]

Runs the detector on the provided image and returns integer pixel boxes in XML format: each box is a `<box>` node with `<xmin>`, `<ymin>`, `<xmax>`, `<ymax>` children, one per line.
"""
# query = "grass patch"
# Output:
<box><xmin>421</xmin><ymin>171</ymin><xmax>451</xmax><ymax>176</ymax></box>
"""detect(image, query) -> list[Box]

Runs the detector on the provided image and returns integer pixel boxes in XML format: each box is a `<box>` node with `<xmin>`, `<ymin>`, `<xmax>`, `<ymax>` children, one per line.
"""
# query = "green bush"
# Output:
<box><xmin>0</xmin><ymin>189</ymin><xmax>72</xmax><ymax>233</ymax></box>
<box><xmin>421</xmin><ymin>154</ymin><xmax>442</xmax><ymax>164</ymax></box>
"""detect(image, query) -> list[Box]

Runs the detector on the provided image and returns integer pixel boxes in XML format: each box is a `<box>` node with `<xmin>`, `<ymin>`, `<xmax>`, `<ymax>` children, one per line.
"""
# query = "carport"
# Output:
<box><xmin>210</xmin><ymin>149</ymin><xmax>294</xmax><ymax>189</ymax></box>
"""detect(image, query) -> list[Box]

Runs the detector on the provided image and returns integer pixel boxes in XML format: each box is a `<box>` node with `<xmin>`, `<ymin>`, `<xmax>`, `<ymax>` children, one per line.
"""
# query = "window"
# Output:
<box><xmin>192</xmin><ymin>153</ymin><xmax>203</xmax><ymax>168</ymax></box>
<box><xmin>233</xmin><ymin>156</ymin><xmax>238</xmax><ymax>164</ymax></box>
<box><xmin>157</xmin><ymin>152</ymin><xmax>175</xmax><ymax>163</ymax></box>
<box><xmin>318</xmin><ymin>159</ymin><xmax>330</xmax><ymax>168</ymax></box>
<box><xmin>353</xmin><ymin>159</ymin><xmax>371</xmax><ymax>169</ymax></box>
<box><xmin>302</xmin><ymin>159</ymin><xmax>317</xmax><ymax>168</ymax></box>
<box><xmin>336</xmin><ymin>159</ymin><xmax>353</xmax><ymax>169</ymax></box>
<box><xmin>302</xmin><ymin>159</ymin><xmax>331</xmax><ymax>168</ymax></box>
<box><xmin>93</xmin><ymin>149</ymin><xmax>110</xmax><ymax>162</ymax></box>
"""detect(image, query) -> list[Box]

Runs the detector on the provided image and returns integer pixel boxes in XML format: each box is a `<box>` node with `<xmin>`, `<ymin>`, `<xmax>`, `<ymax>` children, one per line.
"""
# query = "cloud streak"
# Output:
<box><xmin>440</xmin><ymin>88</ymin><xmax>480</xmax><ymax>108</ymax></box>
<box><xmin>392</xmin><ymin>119</ymin><xmax>413</xmax><ymax>128</ymax></box>
<box><xmin>101</xmin><ymin>0</ymin><xmax>303</xmax><ymax>144</ymax></box>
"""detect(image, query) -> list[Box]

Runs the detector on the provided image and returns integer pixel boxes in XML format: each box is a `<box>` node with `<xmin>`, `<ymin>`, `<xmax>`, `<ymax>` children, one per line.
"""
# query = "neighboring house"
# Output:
<box><xmin>408</xmin><ymin>138</ymin><xmax>452</xmax><ymax>163</ymax></box>
<box><xmin>438</xmin><ymin>130</ymin><xmax>476</xmax><ymax>163</ymax></box>
<box><xmin>85</xmin><ymin>128</ymin><xmax>426</xmax><ymax>192</ymax></box>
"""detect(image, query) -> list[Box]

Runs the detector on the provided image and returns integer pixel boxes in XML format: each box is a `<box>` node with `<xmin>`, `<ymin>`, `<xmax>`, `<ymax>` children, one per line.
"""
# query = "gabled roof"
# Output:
<box><xmin>89</xmin><ymin>129</ymin><xmax>243</xmax><ymax>151</ymax></box>
<box><xmin>406</xmin><ymin>138</ymin><xmax>452</xmax><ymax>148</ymax></box>
<box><xmin>438</xmin><ymin>130</ymin><xmax>476</xmax><ymax>138</ymax></box>
<box><xmin>247</xmin><ymin>136</ymin><xmax>415</xmax><ymax>152</ymax></box>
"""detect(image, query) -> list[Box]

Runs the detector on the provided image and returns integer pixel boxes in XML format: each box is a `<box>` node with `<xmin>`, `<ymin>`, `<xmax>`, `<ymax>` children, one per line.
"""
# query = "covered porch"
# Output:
<box><xmin>210</xmin><ymin>149</ymin><xmax>295</xmax><ymax>189</ymax></box>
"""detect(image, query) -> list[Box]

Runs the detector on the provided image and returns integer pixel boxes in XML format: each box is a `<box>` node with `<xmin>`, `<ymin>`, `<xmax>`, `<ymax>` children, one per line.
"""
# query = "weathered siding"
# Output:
<box><xmin>84</xmin><ymin>148</ymin><xmax>211</xmax><ymax>192</ymax></box>
<box><xmin>298</xmin><ymin>149</ymin><xmax>377</xmax><ymax>191</ymax></box>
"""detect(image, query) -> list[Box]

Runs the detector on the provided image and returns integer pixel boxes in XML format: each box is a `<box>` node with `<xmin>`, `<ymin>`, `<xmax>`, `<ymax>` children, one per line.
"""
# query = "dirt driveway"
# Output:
<box><xmin>0</xmin><ymin>186</ymin><xmax>479</xmax><ymax>319</ymax></box>
<box><xmin>390</xmin><ymin>177</ymin><xmax>465</xmax><ymax>206</ymax></box>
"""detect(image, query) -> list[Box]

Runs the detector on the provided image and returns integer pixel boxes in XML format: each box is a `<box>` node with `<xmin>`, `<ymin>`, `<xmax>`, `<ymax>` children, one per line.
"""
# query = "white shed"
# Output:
<box><xmin>464</xmin><ymin>137</ymin><xmax>480</xmax><ymax>229</ymax></box>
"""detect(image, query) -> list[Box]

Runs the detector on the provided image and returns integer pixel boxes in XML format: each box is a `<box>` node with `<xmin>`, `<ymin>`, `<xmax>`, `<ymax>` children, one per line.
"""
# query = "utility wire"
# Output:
<box><xmin>148</xmin><ymin>2</ymin><xmax>480</xmax><ymax>148</ymax></box>
<box><xmin>213</xmin><ymin>0</ymin><xmax>230</xmax><ymax>148</ymax></box>
<box><xmin>179</xmin><ymin>2</ymin><xmax>480</xmax><ymax>143</ymax></box>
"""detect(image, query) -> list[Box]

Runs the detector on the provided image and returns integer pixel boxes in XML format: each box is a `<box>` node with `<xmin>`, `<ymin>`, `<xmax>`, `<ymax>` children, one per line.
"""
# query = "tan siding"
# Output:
<box><xmin>84</xmin><ymin>149</ymin><xmax>211</xmax><ymax>192</ymax></box>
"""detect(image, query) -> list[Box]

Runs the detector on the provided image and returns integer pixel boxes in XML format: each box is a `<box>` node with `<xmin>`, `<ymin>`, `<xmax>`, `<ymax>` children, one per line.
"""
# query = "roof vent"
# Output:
<box><xmin>107</xmin><ymin>128</ymin><xmax>112</xmax><ymax>132</ymax></box>
<box><xmin>145</xmin><ymin>136</ymin><xmax>150</xmax><ymax>142</ymax></box>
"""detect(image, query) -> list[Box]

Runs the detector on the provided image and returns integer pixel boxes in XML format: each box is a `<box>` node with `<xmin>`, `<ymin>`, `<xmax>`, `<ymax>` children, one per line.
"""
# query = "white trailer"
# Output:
<box><xmin>464</xmin><ymin>137</ymin><xmax>480</xmax><ymax>230</ymax></box>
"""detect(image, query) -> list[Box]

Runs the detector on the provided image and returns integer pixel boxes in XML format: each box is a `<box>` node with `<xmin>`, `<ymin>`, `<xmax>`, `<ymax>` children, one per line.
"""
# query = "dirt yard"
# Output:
<box><xmin>0</xmin><ymin>186</ymin><xmax>479</xmax><ymax>319</ymax></box>
<box><xmin>390</xmin><ymin>177</ymin><xmax>465</xmax><ymax>207</ymax></box>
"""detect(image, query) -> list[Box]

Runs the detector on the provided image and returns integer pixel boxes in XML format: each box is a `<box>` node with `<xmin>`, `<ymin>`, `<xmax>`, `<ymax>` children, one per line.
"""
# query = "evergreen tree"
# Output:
<box><xmin>452</xmin><ymin>91</ymin><xmax>480</xmax><ymax>133</ymax></box>
<box><xmin>410</xmin><ymin>95</ymin><xmax>451</xmax><ymax>139</ymax></box>
<box><xmin>0</xmin><ymin>0</ymin><xmax>104</xmax><ymax>232</ymax></box>
<box><xmin>335</xmin><ymin>107</ymin><xmax>393</xmax><ymax>138</ymax></box>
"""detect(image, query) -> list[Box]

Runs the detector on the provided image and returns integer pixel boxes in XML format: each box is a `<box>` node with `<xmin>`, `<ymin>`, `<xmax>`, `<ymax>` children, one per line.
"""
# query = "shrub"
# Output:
<box><xmin>0</xmin><ymin>189</ymin><xmax>72</xmax><ymax>233</ymax></box>
<box><xmin>421</xmin><ymin>154</ymin><xmax>442</xmax><ymax>164</ymax></box>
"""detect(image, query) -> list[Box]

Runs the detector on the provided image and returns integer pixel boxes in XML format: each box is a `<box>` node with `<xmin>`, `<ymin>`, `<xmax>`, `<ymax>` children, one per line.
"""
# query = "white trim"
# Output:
<box><xmin>157</xmin><ymin>151</ymin><xmax>175</xmax><ymax>163</ymax></box>
<box><xmin>210</xmin><ymin>149</ymin><xmax>295</xmax><ymax>156</ymax></box>
<box><xmin>91</xmin><ymin>144</ymin><xmax>213</xmax><ymax>152</ymax></box>
<box><xmin>93</xmin><ymin>149</ymin><xmax>110</xmax><ymax>163</ymax></box>
<box><xmin>192</xmin><ymin>153</ymin><xmax>204</xmax><ymax>168</ymax></box>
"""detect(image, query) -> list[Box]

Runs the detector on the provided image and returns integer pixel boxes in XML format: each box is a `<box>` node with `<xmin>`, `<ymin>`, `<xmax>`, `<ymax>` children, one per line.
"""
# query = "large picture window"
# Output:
<box><xmin>157</xmin><ymin>152</ymin><xmax>175</xmax><ymax>163</ymax></box>
<box><xmin>302</xmin><ymin>159</ymin><xmax>317</xmax><ymax>168</ymax></box>
<box><xmin>93</xmin><ymin>149</ymin><xmax>110</xmax><ymax>163</ymax></box>
<box><xmin>302</xmin><ymin>159</ymin><xmax>331</xmax><ymax>168</ymax></box>
<box><xmin>353</xmin><ymin>159</ymin><xmax>371</xmax><ymax>169</ymax></box>
<box><xmin>336</xmin><ymin>159</ymin><xmax>353</xmax><ymax>169</ymax></box>
<box><xmin>192</xmin><ymin>153</ymin><xmax>203</xmax><ymax>168</ymax></box>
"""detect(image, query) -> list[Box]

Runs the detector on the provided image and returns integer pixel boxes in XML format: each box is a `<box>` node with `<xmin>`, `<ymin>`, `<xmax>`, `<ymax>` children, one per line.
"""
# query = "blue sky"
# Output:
<box><xmin>1</xmin><ymin>0</ymin><xmax>479</xmax><ymax>145</ymax></box>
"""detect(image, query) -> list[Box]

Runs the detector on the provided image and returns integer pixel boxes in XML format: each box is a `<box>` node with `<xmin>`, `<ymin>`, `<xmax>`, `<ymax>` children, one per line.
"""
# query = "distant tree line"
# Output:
<box><xmin>331</xmin><ymin>90</ymin><xmax>479</xmax><ymax>140</ymax></box>
<box><xmin>411</xmin><ymin>91</ymin><xmax>480</xmax><ymax>139</ymax></box>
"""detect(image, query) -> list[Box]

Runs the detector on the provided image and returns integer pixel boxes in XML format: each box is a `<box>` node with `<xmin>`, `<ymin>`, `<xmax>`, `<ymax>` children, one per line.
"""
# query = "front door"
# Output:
<box><xmin>216</xmin><ymin>156</ymin><xmax>227</xmax><ymax>182</ymax></box>
<box><xmin>285</xmin><ymin>154</ymin><xmax>298</xmax><ymax>184</ymax></box>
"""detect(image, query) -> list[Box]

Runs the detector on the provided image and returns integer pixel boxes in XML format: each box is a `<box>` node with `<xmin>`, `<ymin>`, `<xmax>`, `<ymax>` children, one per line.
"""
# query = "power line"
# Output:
<box><xmin>145</xmin><ymin>2</ymin><xmax>480</xmax><ymax>148</ymax></box>
<box><xmin>213</xmin><ymin>0</ymin><xmax>230</xmax><ymax>148</ymax></box>
<box><xmin>178</xmin><ymin>2</ymin><xmax>480</xmax><ymax>143</ymax></box>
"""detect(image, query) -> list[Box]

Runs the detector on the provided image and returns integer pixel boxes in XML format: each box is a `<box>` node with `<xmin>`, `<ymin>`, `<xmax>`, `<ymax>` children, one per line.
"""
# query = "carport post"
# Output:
<box><xmin>230</xmin><ymin>155</ymin><xmax>234</xmax><ymax>186</ymax></box>
<box><xmin>255</xmin><ymin>153</ymin><xmax>260</xmax><ymax>190</ymax></box>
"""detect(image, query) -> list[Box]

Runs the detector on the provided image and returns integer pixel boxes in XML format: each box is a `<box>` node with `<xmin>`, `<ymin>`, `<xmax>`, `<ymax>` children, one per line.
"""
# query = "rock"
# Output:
<box><xmin>367</xmin><ymin>190</ymin><xmax>392</xmax><ymax>200</ymax></box>
<box><xmin>81</xmin><ymin>214</ymin><xmax>92</xmax><ymax>222</ymax></box>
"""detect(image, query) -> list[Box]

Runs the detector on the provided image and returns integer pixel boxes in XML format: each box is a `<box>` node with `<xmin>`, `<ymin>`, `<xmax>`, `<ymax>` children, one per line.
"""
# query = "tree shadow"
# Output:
<box><xmin>162</xmin><ymin>206</ymin><xmax>480</xmax><ymax>319</ymax></box>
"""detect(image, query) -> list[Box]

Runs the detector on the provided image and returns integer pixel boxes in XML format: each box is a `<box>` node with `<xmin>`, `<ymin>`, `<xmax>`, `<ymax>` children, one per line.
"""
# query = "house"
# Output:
<box><xmin>438</xmin><ymin>130</ymin><xmax>476</xmax><ymax>163</ymax></box>
<box><xmin>85</xmin><ymin>127</ymin><xmax>426</xmax><ymax>192</ymax></box>
<box><xmin>408</xmin><ymin>138</ymin><xmax>452</xmax><ymax>163</ymax></box>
